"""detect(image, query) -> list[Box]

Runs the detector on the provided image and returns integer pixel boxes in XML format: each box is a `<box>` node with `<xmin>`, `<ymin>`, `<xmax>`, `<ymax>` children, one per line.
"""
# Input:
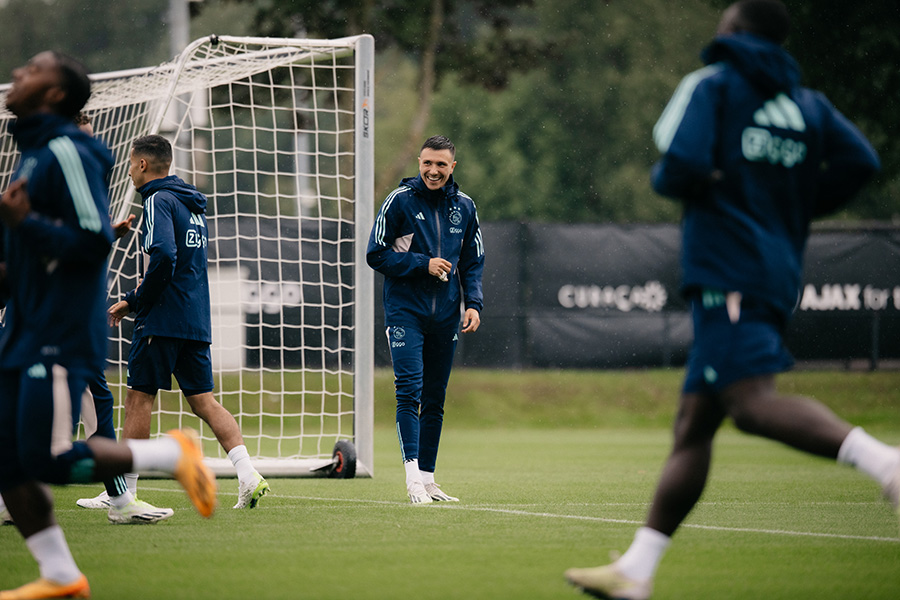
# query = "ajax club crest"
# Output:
<box><xmin>391</xmin><ymin>326</ymin><xmax>406</xmax><ymax>348</ymax></box>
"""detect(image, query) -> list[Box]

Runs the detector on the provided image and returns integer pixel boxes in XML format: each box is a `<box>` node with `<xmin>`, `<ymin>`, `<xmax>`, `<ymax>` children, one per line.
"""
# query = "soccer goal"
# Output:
<box><xmin>0</xmin><ymin>35</ymin><xmax>375</xmax><ymax>478</ymax></box>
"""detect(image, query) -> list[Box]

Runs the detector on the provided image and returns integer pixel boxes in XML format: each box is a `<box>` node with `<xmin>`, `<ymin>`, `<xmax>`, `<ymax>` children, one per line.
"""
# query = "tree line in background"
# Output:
<box><xmin>0</xmin><ymin>0</ymin><xmax>896</xmax><ymax>223</ymax></box>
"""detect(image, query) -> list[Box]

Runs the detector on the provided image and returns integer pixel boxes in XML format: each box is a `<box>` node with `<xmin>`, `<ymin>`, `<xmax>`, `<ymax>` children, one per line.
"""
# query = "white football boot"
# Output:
<box><xmin>424</xmin><ymin>482</ymin><xmax>459</xmax><ymax>502</ymax></box>
<box><xmin>234</xmin><ymin>472</ymin><xmax>270</xmax><ymax>509</ymax></box>
<box><xmin>76</xmin><ymin>490</ymin><xmax>111</xmax><ymax>509</ymax></box>
<box><xmin>108</xmin><ymin>499</ymin><xmax>175</xmax><ymax>524</ymax></box>
<box><xmin>407</xmin><ymin>480</ymin><xmax>433</xmax><ymax>505</ymax></box>
<box><xmin>565</xmin><ymin>562</ymin><xmax>652</xmax><ymax>600</ymax></box>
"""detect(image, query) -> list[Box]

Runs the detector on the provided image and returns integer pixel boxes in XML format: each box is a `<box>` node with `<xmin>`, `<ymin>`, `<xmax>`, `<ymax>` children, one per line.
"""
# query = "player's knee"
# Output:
<box><xmin>418</xmin><ymin>399</ymin><xmax>445</xmax><ymax>417</ymax></box>
<box><xmin>727</xmin><ymin>401</ymin><xmax>764</xmax><ymax>434</ymax></box>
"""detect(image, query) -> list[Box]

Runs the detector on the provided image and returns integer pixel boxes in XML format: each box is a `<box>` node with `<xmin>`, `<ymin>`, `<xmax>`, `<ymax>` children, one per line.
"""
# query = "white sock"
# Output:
<box><xmin>420</xmin><ymin>470</ymin><xmax>435</xmax><ymax>486</ymax></box>
<box><xmin>616</xmin><ymin>527</ymin><xmax>671</xmax><ymax>582</ymax></box>
<box><xmin>26</xmin><ymin>526</ymin><xmax>82</xmax><ymax>584</ymax></box>
<box><xmin>837</xmin><ymin>427</ymin><xmax>900</xmax><ymax>487</ymax></box>
<box><xmin>126</xmin><ymin>437</ymin><xmax>182</xmax><ymax>474</ymax></box>
<box><xmin>404</xmin><ymin>459</ymin><xmax>422</xmax><ymax>486</ymax></box>
<box><xmin>108</xmin><ymin>490</ymin><xmax>136</xmax><ymax>509</ymax></box>
<box><xmin>227</xmin><ymin>445</ymin><xmax>257</xmax><ymax>484</ymax></box>
<box><xmin>125</xmin><ymin>473</ymin><xmax>139</xmax><ymax>496</ymax></box>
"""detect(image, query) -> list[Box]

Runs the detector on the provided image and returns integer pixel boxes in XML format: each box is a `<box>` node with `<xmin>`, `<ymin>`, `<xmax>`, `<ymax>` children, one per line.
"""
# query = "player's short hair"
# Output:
<box><xmin>421</xmin><ymin>135</ymin><xmax>456</xmax><ymax>159</ymax></box>
<box><xmin>732</xmin><ymin>0</ymin><xmax>790</xmax><ymax>45</ymax></box>
<box><xmin>52</xmin><ymin>52</ymin><xmax>91</xmax><ymax>119</ymax></box>
<box><xmin>132</xmin><ymin>134</ymin><xmax>173</xmax><ymax>172</ymax></box>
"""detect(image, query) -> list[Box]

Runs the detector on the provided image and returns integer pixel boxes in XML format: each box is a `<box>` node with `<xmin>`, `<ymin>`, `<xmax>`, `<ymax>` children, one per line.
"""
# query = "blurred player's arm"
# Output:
<box><xmin>650</xmin><ymin>76</ymin><xmax>720</xmax><ymax>202</ymax></box>
<box><xmin>812</xmin><ymin>95</ymin><xmax>880</xmax><ymax>217</ymax></box>
<box><xmin>0</xmin><ymin>176</ymin><xmax>112</xmax><ymax>263</ymax></box>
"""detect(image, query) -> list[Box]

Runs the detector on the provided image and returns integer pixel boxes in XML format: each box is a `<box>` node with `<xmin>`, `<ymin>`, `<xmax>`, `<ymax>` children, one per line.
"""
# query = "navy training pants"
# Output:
<box><xmin>386</xmin><ymin>322</ymin><xmax>458</xmax><ymax>473</ymax></box>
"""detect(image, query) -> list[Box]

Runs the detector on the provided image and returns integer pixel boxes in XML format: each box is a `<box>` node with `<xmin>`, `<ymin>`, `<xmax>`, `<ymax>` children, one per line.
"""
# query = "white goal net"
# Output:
<box><xmin>0</xmin><ymin>35</ymin><xmax>375</xmax><ymax>477</ymax></box>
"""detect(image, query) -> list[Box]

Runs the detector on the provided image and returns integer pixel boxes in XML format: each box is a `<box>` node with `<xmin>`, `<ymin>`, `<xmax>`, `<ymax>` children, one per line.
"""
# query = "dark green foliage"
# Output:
<box><xmin>707</xmin><ymin>0</ymin><xmax>900</xmax><ymax>218</ymax></box>
<box><xmin>0</xmin><ymin>0</ymin><xmax>894</xmax><ymax>222</ymax></box>
<box><xmin>0</xmin><ymin>0</ymin><xmax>170</xmax><ymax>75</ymax></box>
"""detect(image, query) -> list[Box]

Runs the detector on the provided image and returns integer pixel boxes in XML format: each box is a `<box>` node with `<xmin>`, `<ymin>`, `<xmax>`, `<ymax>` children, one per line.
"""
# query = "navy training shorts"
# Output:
<box><xmin>0</xmin><ymin>362</ymin><xmax>94</xmax><ymax>487</ymax></box>
<box><xmin>682</xmin><ymin>289</ymin><xmax>794</xmax><ymax>395</ymax></box>
<box><xmin>127</xmin><ymin>335</ymin><xmax>214</xmax><ymax>397</ymax></box>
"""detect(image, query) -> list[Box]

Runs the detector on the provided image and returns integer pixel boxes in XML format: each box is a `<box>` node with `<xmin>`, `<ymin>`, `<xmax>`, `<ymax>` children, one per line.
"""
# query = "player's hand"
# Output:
<box><xmin>112</xmin><ymin>214</ymin><xmax>136</xmax><ymax>240</ymax></box>
<box><xmin>461</xmin><ymin>308</ymin><xmax>480</xmax><ymax>333</ymax></box>
<box><xmin>108</xmin><ymin>300</ymin><xmax>131</xmax><ymax>326</ymax></box>
<box><xmin>428</xmin><ymin>257</ymin><xmax>452</xmax><ymax>282</ymax></box>
<box><xmin>0</xmin><ymin>178</ymin><xmax>31</xmax><ymax>228</ymax></box>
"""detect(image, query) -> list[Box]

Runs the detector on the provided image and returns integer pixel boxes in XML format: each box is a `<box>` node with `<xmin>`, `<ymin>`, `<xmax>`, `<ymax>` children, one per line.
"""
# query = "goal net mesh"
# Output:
<box><xmin>0</xmin><ymin>35</ymin><xmax>375</xmax><ymax>476</ymax></box>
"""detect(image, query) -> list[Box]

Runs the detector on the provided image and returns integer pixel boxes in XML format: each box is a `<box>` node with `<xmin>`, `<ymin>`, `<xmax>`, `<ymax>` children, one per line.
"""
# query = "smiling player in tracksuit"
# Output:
<box><xmin>368</xmin><ymin>135</ymin><xmax>484</xmax><ymax>504</ymax></box>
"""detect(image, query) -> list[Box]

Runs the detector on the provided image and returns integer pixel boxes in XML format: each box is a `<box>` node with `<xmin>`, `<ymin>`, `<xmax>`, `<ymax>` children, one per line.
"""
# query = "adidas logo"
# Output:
<box><xmin>415</xmin><ymin>212</ymin><xmax>425</xmax><ymax>221</ymax></box>
<box><xmin>452</xmin><ymin>334</ymin><xmax>458</xmax><ymax>341</ymax></box>
<box><xmin>753</xmin><ymin>93</ymin><xmax>806</xmax><ymax>132</ymax></box>
<box><xmin>742</xmin><ymin>92</ymin><xmax>808</xmax><ymax>167</ymax></box>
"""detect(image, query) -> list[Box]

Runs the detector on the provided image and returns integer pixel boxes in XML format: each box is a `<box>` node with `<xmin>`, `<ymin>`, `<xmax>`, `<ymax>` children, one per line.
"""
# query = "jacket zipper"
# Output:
<box><xmin>432</xmin><ymin>201</ymin><xmax>442</xmax><ymax>316</ymax></box>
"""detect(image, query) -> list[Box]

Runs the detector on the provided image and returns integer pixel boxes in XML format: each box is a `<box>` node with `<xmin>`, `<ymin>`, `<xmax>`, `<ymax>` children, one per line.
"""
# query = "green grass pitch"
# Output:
<box><xmin>1</xmin><ymin>368</ymin><xmax>898</xmax><ymax>599</ymax></box>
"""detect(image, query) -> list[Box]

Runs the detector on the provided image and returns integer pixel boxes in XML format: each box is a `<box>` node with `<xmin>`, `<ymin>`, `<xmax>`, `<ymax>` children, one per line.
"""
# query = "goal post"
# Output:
<box><xmin>0</xmin><ymin>35</ymin><xmax>375</xmax><ymax>477</ymax></box>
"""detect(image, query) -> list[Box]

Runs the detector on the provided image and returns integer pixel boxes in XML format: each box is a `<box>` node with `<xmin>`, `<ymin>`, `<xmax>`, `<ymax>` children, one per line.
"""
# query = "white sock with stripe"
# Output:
<box><xmin>108</xmin><ymin>490</ymin><xmax>136</xmax><ymax>509</ymax></box>
<box><xmin>125</xmin><ymin>473</ymin><xmax>139</xmax><ymax>496</ymax></box>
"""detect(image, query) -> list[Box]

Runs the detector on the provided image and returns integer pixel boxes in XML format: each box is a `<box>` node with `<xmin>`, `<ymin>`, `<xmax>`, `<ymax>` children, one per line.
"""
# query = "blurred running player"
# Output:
<box><xmin>565</xmin><ymin>2</ymin><xmax>895</xmax><ymax>599</ymax></box>
<box><xmin>0</xmin><ymin>51</ymin><xmax>216</xmax><ymax>600</ymax></box>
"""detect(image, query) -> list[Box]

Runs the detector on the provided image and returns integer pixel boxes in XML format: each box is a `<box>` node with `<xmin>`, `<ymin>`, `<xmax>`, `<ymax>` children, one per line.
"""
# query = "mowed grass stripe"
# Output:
<box><xmin>3</xmin><ymin>369</ymin><xmax>898</xmax><ymax>600</ymax></box>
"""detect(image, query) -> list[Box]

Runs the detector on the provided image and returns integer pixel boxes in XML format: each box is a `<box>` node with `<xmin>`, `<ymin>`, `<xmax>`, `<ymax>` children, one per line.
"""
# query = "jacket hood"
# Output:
<box><xmin>401</xmin><ymin>173</ymin><xmax>460</xmax><ymax>201</ymax></box>
<box><xmin>9</xmin><ymin>113</ymin><xmax>114</xmax><ymax>172</ymax></box>
<box><xmin>138</xmin><ymin>174</ymin><xmax>207</xmax><ymax>213</ymax></box>
<box><xmin>701</xmin><ymin>32</ymin><xmax>800</xmax><ymax>95</ymax></box>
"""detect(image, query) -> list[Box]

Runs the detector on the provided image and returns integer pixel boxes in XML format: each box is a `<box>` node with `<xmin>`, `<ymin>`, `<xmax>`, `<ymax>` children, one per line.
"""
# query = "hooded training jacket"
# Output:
<box><xmin>0</xmin><ymin>113</ymin><xmax>114</xmax><ymax>372</ymax></box>
<box><xmin>650</xmin><ymin>32</ymin><xmax>880</xmax><ymax>320</ymax></box>
<box><xmin>124</xmin><ymin>175</ymin><xmax>211</xmax><ymax>343</ymax></box>
<box><xmin>367</xmin><ymin>174</ymin><xmax>484</xmax><ymax>327</ymax></box>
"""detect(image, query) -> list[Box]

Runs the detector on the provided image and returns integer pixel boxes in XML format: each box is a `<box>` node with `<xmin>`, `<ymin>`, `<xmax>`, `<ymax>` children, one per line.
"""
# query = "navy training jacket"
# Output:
<box><xmin>124</xmin><ymin>175</ymin><xmax>211</xmax><ymax>343</ymax></box>
<box><xmin>651</xmin><ymin>33</ymin><xmax>880</xmax><ymax>320</ymax></box>
<box><xmin>0</xmin><ymin>113</ymin><xmax>115</xmax><ymax>372</ymax></box>
<box><xmin>367</xmin><ymin>174</ymin><xmax>484</xmax><ymax>327</ymax></box>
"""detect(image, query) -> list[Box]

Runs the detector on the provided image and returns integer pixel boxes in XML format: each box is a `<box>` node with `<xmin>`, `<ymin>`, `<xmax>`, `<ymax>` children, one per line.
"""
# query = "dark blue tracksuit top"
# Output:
<box><xmin>124</xmin><ymin>175</ymin><xmax>211</xmax><ymax>343</ymax></box>
<box><xmin>651</xmin><ymin>33</ymin><xmax>880</xmax><ymax>321</ymax></box>
<box><xmin>0</xmin><ymin>114</ymin><xmax>114</xmax><ymax>373</ymax></box>
<box><xmin>367</xmin><ymin>174</ymin><xmax>484</xmax><ymax>328</ymax></box>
